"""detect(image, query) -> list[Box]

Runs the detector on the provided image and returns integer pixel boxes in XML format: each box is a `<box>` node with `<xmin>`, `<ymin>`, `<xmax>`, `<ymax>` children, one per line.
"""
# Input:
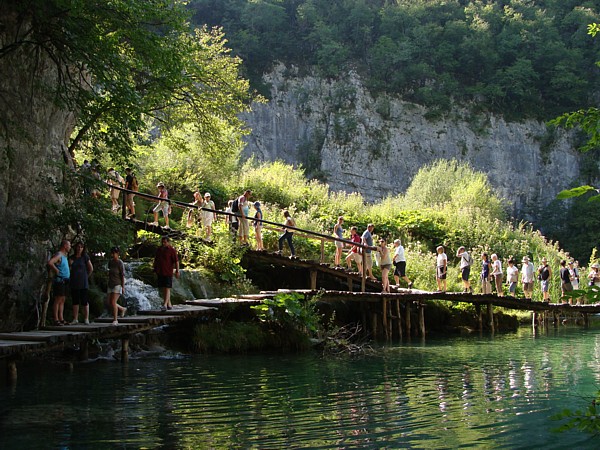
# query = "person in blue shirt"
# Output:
<box><xmin>47</xmin><ymin>239</ymin><xmax>71</xmax><ymax>325</ymax></box>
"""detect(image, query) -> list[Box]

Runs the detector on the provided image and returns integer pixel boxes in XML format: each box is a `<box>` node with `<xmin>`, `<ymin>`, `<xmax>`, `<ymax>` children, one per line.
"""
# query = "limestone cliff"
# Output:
<box><xmin>0</xmin><ymin>10</ymin><xmax>77</xmax><ymax>330</ymax></box>
<box><xmin>242</xmin><ymin>65</ymin><xmax>588</xmax><ymax>220</ymax></box>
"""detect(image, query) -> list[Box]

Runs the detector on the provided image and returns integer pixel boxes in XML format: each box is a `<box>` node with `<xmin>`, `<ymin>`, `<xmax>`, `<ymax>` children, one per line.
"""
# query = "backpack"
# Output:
<box><xmin>231</xmin><ymin>198</ymin><xmax>240</xmax><ymax>213</ymax></box>
<box><xmin>463</xmin><ymin>252</ymin><xmax>473</xmax><ymax>266</ymax></box>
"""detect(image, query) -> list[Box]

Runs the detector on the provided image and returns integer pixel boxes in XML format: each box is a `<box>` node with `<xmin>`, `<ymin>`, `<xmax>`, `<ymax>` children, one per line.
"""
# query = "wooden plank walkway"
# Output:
<box><xmin>0</xmin><ymin>305</ymin><xmax>216</xmax><ymax>358</ymax></box>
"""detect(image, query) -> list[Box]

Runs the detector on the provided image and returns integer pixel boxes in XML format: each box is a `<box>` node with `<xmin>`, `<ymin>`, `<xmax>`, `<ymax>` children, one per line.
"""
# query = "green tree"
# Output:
<box><xmin>1</xmin><ymin>0</ymin><xmax>252</xmax><ymax>161</ymax></box>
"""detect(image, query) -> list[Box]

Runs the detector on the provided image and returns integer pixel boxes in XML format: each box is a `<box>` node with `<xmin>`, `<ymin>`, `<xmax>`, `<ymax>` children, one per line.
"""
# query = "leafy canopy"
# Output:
<box><xmin>3</xmin><ymin>0</ymin><xmax>252</xmax><ymax>161</ymax></box>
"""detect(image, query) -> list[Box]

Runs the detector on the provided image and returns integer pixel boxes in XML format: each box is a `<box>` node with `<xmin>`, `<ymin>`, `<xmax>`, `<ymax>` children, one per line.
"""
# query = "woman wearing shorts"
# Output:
<box><xmin>106</xmin><ymin>246</ymin><xmax>127</xmax><ymax>325</ymax></box>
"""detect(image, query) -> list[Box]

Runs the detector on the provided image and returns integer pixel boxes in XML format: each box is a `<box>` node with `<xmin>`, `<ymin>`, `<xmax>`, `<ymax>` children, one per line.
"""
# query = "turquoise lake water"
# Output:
<box><xmin>1</xmin><ymin>325</ymin><xmax>599</xmax><ymax>448</ymax></box>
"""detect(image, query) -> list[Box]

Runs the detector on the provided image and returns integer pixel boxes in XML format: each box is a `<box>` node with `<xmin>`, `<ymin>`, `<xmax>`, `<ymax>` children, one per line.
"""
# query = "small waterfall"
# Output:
<box><xmin>123</xmin><ymin>262</ymin><xmax>162</xmax><ymax>311</ymax></box>
<box><xmin>122</xmin><ymin>261</ymin><xmax>215</xmax><ymax>312</ymax></box>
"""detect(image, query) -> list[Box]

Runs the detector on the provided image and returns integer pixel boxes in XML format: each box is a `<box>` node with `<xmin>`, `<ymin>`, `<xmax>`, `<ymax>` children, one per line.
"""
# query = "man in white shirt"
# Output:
<box><xmin>392</xmin><ymin>239</ymin><xmax>413</xmax><ymax>288</ymax></box>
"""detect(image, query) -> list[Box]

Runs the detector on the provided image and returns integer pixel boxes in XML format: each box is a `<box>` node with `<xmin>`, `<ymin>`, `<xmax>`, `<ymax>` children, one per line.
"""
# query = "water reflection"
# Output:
<box><xmin>1</xmin><ymin>327</ymin><xmax>600</xmax><ymax>448</ymax></box>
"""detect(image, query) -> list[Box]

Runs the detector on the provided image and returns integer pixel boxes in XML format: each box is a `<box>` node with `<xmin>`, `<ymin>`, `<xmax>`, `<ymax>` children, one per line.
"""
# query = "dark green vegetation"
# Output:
<box><xmin>190</xmin><ymin>0</ymin><xmax>600</xmax><ymax>119</ymax></box>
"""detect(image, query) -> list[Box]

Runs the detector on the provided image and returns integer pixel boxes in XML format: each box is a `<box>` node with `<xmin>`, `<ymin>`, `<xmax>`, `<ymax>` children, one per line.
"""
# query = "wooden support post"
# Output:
<box><xmin>347</xmin><ymin>276</ymin><xmax>353</xmax><ymax>292</ymax></box>
<box><xmin>475</xmin><ymin>304</ymin><xmax>482</xmax><ymax>331</ymax></box>
<box><xmin>361</xmin><ymin>252</ymin><xmax>366</xmax><ymax>293</ymax></box>
<box><xmin>553</xmin><ymin>311</ymin><xmax>559</xmax><ymax>328</ymax></box>
<box><xmin>396</xmin><ymin>300</ymin><xmax>403</xmax><ymax>339</ymax></box>
<box><xmin>419</xmin><ymin>302</ymin><xmax>426</xmax><ymax>337</ymax></box>
<box><xmin>320</xmin><ymin>239</ymin><xmax>325</xmax><ymax>264</ymax></box>
<box><xmin>487</xmin><ymin>303</ymin><xmax>494</xmax><ymax>333</ymax></box>
<box><xmin>405</xmin><ymin>302</ymin><xmax>412</xmax><ymax>337</ymax></box>
<box><xmin>371</xmin><ymin>312</ymin><xmax>378</xmax><ymax>339</ymax></box>
<box><xmin>584</xmin><ymin>313</ymin><xmax>589</xmax><ymax>328</ymax></box>
<box><xmin>121</xmin><ymin>191</ymin><xmax>127</xmax><ymax>220</ymax></box>
<box><xmin>7</xmin><ymin>359</ymin><xmax>17</xmax><ymax>384</ymax></box>
<box><xmin>121</xmin><ymin>337</ymin><xmax>129</xmax><ymax>363</ymax></box>
<box><xmin>79</xmin><ymin>340</ymin><xmax>89</xmax><ymax>361</ymax></box>
<box><xmin>310</xmin><ymin>270</ymin><xmax>317</xmax><ymax>290</ymax></box>
<box><xmin>532</xmin><ymin>311</ymin><xmax>537</xmax><ymax>328</ymax></box>
<box><xmin>382</xmin><ymin>298</ymin><xmax>389</xmax><ymax>341</ymax></box>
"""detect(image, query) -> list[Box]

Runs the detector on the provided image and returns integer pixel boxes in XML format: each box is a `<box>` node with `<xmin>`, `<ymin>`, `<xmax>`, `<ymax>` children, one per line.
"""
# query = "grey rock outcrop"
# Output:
<box><xmin>0</xmin><ymin>10</ymin><xmax>77</xmax><ymax>330</ymax></box>
<box><xmin>242</xmin><ymin>64</ymin><xmax>587</xmax><ymax>219</ymax></box>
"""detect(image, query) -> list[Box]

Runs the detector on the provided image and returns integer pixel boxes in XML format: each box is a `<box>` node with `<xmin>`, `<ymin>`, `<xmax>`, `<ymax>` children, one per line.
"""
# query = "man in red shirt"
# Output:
<box><xmin>153</xmin><ymin>236</ymin><xmax>180</xmax><ymax>311</ymax></box>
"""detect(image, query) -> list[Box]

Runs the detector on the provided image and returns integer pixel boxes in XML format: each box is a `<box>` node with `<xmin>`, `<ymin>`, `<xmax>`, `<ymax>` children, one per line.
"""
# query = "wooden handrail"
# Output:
<box><xmin>103</xmin><ymin>181</ymin><xmax>372</xmax><ymax>290</ymax></box>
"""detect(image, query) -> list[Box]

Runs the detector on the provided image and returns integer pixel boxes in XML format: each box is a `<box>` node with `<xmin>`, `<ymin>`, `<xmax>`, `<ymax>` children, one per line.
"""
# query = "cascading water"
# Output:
<box><xmin>121</xmin><ymin>261</ymin><xmax>215</xmax><ymax>312</ymax></box>
<box><xmin>123</xmin><ymin>261</ymin><xmax>162</xmax><ymax>311</ymax></box>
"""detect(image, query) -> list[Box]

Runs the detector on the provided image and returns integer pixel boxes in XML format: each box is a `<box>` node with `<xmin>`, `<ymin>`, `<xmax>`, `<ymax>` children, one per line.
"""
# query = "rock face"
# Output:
<box><xmin>242</xmin><ymin>65</ymin><xmax>587</xmax><ymax>219</ymax></box>
<box><xmin>0</xmin><ymin>10</ymin><xmax>77</xmax><ymax>330</ymax></box>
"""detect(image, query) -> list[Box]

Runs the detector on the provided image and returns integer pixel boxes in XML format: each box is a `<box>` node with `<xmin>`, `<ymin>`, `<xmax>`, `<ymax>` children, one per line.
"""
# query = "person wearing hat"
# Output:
<box><xmin>393</xmin><ymin>239</ymin><xmax>413</xmax><ymax>289</ymax></box>
<box><xmin>106</xmin><ymin>167</ymin><xmax>124</xmax><ymax>212</ymax></box>
<box><xmin>537</xmin><ymin>257</ymin><xmax>552</xmax><ymax>302</ymax></box>
<box><xmin>201</xmin><ymin>192</ymin><xmax>216</xmax><ymax>241</ymax></box>
<box><xmin>520</xmin><ymin>256</ymin><xmax>535</xmax><ymax>300</ymax></box>
<box><xmin>587</xmin><ymin>263</ymin><xmax>600</xmax><ymax>288</ymax></box>
<box><xmin>152</xmin><ymin>182</ymin><xmax>170</xmax><ymax>228</ymax></box>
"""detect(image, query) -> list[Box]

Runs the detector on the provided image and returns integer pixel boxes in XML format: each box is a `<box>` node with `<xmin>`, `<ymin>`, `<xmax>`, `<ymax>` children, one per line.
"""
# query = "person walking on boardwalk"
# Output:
<box><xmin>154</xmin><ymin>236</ymin><xmax>180</xmax><ymax>311</ymax></box>
<box><xmin>506</xmin><ymin>259</ymin><xmax>519</xmax><ymax>297</ymax></box>
<box><xmin>362</xmin><ymin>224</ymin><xmax>376</xmax><ymax>281</ymax></box>
<box><xmin>559</xmin><ymin>259</ymin><xmax>574</xmax><ymax>303</ymax></box>
<box><xmin>276</xmin><ymin>210</ymin><xmax>296</xmax><ymax>257</ymax></box>
<box><xmin>237</xmin><ymin>189</ymin><xmax>251</xmax><ymax>245</ymax></box>
<box><xmin>346</xmin><ymin>226</ymin><xmax>363</xmax><ymax>274</ymax></box>
<box><xmin>521</xmin><ymin>256</ymin><xmax>534</xmax><ymax>300</ymax></box>
<box><xmin>47</xmin><ymin>239</ymin><xmax>71</xmax><ymax>325</ymax></box>
<box><xmin>152</xmin><ymin>182</ymin><xmax>170</xmax><ymax>228</ymax></box>
<box><xmin>202</xmin><ymin>192</ymin><xmax>217</xmax><ymax>241</ymax></box>
<box><xmin>393</xmin><ymin>239</ymin><xmax>413</xmax><ymax>288</ymax></box>
<box><xmin>106</xmin><ymin>168</ymin><xmax>124</xmax><ymax>212</ymax></box>
<box><xmin>225</xmin><ymin>199</ymin><xmax>238</xmax><ymax>241</ymax></box>
<box><xmin>106</xmin><ymin>246</ymin><xmax>126</xmax><ymax>325</ymax></box>
<box><xmin>490</xmin><ymin>254</ymin><xmax>504</xmax><ymax>296</ymax></box>
<box><xmin>69</xmin><ymin>242</ymin><xmax>93</xmax><ymax>325</ymax></box>
<box><xmin>124</xmin><ymin>167</ymin><xmax>138</xmax><ymax>218</ymax></box>
<box><xmin>253</xmin><ymin>201</ymin><xmax>264</xmax><ymax>251</ymax></box>
<box><xmin>587</xmin><ymin>263</ymin><xmax>600</xmax><ymax>287</ymax></box>
<box><xmin>435</xmin><ymin>245</ymin><xmax>447</xmax><ymax>292</ymax></box>
<box><xmin>456</xmin><ymin>246</ymin><xmax>472</xmax><ymax>293</ymax></box>
<box><xmin>333</xmin><ymin>216</ymin><xmax>345</xmax><ymax>267</ymax></box>
<box><xmin>569</xmin><ymin>261</ymin><xmax>580</xmax><ymax>290</ymax></box>
<box><xmin>481</xmin><ymin>253</ymin><xmax>491</xmax><ymax>294</ymax></box>
<box><xmin>375</xmin><ymin>238</ymin><xmax>393</xmax><ymax>293</ymax></box>
<box><xmin>538</xmin><ymin>257</ymin><xmax>552</xmax><ymax>302</ymax></box>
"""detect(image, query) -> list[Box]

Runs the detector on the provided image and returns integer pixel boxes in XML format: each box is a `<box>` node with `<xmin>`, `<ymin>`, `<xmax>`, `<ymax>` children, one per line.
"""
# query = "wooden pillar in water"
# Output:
<box><xmin>475</xmin><ymin>304</ymin><xmax>482</xmax><ymax>331</ymax></box>
<box><xmin>382</xmin><ymin>298</ymin><xmax>389</xmax><ymax>341</ymax></box>
<box><xmin>405</xmin><ymin>302</ymin><xmax>412</xmax><ymax>337</ymax></box>
<box><xmin>553</xmin><ymin>311</ymin><xmax>559</xmax><ymax>328</ymax></box>
<box><xmin>584</xmin><ymin>313</ymin><xmax>589</xmax><ymax>328</ymax></box>
<box><xmin>396</xmin><ymin>300</ymin><xmax>403</xmax><ymax>339</ymax></box>
<box><xmin>79</xmin><ymin>340</ymin><xmax>89</xmax><ymax>361</ymax></box>
<box><xmin>6</xmin><ymin>359</ymin><xmax>17</xmax><ymax>384</ymax></box>
<box><xmin>121</xmin><ymin>337</ymin><xmax>129</xmax><ymax>363</ymax></box>
<box><xmin>487</xmin><ymin>304</ymin><xmax>494</xmax><ymax>333</ymax></box>
<box><xmin>309</xmin><ymin>270</ymin><xmax>317</xmax><ymax>290</ymax></box>
<box><xmin>371</xmin><ymin>312</ymin><xmax>378</xmax><ymax>339</ymax></box>
<box><xmin>419</xmin><ymin>302</ymin><xmax>426</xmax><ymax>337</ymax></box>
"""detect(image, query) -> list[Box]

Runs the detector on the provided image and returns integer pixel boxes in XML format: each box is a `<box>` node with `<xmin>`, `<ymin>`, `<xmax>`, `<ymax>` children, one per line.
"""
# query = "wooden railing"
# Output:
<box><xmin>106</xmin><ymin>182</ymin><xmax>374</xmax><ymax>291</ymax></box>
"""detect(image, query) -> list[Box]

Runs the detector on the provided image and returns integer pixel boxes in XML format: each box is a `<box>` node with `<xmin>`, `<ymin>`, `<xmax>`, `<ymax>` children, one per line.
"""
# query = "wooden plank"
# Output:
<box><xmin>0</xmin><ymin>331</ymin><xmax>89</xmax><ymax>342</ymax></box>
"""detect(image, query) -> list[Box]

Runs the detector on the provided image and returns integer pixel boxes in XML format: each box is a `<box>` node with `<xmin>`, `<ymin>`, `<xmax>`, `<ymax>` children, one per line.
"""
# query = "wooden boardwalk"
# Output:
<box><xmin>0</xmin><ymin>304</ymin><xmax>217</xmax><ymax>380</ymax></box>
